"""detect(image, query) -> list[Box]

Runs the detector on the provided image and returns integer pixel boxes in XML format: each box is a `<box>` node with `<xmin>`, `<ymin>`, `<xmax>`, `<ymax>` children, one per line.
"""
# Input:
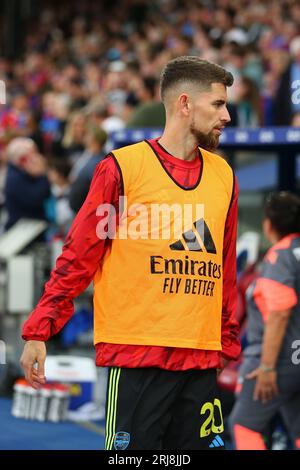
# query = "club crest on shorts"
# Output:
<box><xmin>114</xmin><ymin>431</ymin><xmax>130</xmax><ymax>450</ymax></box>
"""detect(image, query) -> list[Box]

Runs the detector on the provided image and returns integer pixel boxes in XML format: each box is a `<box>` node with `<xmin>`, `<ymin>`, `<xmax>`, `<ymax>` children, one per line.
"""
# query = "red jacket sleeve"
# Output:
<box><xmin>221</xmin><ymin>176</ymin><xmax>241</xmax><ymax>361</ymax></box>
<box><xmin>22</xmin><ymin>155</ymin><xmax>121</xmax><ymax>341</ymax></box>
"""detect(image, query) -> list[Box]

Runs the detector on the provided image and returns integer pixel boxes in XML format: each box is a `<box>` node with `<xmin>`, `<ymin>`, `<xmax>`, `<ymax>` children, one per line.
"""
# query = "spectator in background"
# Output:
<box><xmin>67</xmin><ymin>77</ymin><xmax>87</xmax><ymax>111</ymax></box>
<box><xmin>69</xmin><ymin>125</ymin><xmax>107</xmax><ymax>212</ymax></box>
<box><xmin>103</xmin><ymin>60</ymin><xmax>128</xmax><ymax>125</ymax></box>
<box><xmin>39</xmin><ymin>91</ymin><xmax>68</xmax><ymax>156</ymax></box>
<box><xmin>235</xmin><ymin>76</ymin><xmax>263</xmax><ymax>127</ymax></box>
<box><xmin>273</xmin><ymin>36</ymin><xmax>300</xmax><ymax>125</ymax></box>
<box><xmin>289</xmin><ymin>37</ymin><xmax>300</xmax><ymax>123</ymax></box>
<box><xmin>0</xmin><ymin>93</ymin><xmax>34</xmax><ymax>142</ymax></box>
<box><xmin>229</xmin><ymin>192</ymin><xmax>300</xmax><ymax>450</ymax></box>
<box><xmin>62</xmin><ymin>112</ymin><xmax>86</xmax><ymax>164</ymax></box>
<box><xmin>262</xmin><ymin>48</ymin><xmax>290</xmax><ymax>126</ymax></box>
<box><xmin>85</xmin><ymin>100</ymin><xmax>125</xmax><ymax>135</ymax></box>
<box><xmin>0</xmin><ymin>146</ymin><xmax>7</xmax><ymax>228</ymax></box>
<box><xmin>126</xmin><ymin>76</ymin><xmax>165</xmax><ymax>128</ymax></box>
<box><xmin>46</xmin><ymin>158</ymin><xmax>73</xmax><ymax>235</ymax></box>
<box><xmin>4</xmin><ymin>137</ymin><xmax>50</xmax><ymax>230</ymax></box>
<box><xmin>222</xmin><ymin>44</ymin><xmax>248</xmax><ymax>103</ymax></box>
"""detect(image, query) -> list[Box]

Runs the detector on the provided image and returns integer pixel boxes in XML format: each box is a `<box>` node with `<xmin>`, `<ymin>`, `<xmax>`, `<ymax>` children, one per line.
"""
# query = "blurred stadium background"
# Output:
<box><xmin>0</xmin><ymin>0</ymin><xmax>300</xmax><ymax>450</ymax></box>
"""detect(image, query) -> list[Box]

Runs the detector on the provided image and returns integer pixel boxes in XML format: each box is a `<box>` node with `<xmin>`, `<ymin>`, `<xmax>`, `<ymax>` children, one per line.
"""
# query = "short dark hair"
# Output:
<box><xmin>160</xmin><ymin>56</ymin><xmax>234</xmax><ymax>102</ymax></box>
<box><xmin>143</xmin><ymin>77</ymin><xmax>157</xmax><ymax>98</ymax></box>
<box><xmin>264</xmin><ymin>191</ymin><xmax>300</xmax><ymax>237</ymax></box>
<box><xmin>48</xmin><ymin>158</ymin><xmax>71</xmax><ymax>180</ymax></box>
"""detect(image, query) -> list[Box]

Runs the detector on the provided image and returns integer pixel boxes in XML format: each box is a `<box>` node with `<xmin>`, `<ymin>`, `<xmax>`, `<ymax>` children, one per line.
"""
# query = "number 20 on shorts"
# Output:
<box><xmin>200</xmin><ymin>398</ymin><xmax>224</xmax><ymax>438</ymax></box>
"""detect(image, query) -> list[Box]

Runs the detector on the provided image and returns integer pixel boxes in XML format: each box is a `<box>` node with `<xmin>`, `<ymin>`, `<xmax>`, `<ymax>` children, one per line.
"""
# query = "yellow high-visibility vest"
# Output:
<box><xmin>93</xmin><ymin>140</ymin><xmax>234</xmax><ymax>350</ymax></box>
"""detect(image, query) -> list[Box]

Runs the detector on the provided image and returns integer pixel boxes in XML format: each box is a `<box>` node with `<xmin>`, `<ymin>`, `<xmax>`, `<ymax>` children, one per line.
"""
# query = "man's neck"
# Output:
<box><xmin>158</xmin><ymin>126</ymin><xmax>198</xmax><ymax>162</ymax></box>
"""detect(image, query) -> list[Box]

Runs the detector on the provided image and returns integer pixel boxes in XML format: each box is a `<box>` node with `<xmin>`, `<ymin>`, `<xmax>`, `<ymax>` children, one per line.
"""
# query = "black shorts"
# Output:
<box><xmin>105</xmin><ymin>367</ymin><xmax>225</xmax><ymax>450</ymax></box>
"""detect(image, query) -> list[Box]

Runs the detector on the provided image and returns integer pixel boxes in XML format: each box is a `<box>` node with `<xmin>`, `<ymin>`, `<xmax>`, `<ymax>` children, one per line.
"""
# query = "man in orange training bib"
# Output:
<box><xmin>20</xmin><ymin>56</ymin><xmax>241</xmax><ymax>450</ymax></box>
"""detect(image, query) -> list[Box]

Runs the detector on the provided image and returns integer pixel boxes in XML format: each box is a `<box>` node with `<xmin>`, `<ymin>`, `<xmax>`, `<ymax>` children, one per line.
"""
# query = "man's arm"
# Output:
<box><xmin>221</xmin><ymin>176</ymin><xmax>241</xmax><ymax>363</ymax></box>
<box><xmin>260</xmin><ymin>309</ymin><xmax>292</xmax><ymax>370</ymax></box>
<box><xmin>247</xmin><ymin>250</ymin><xmax>297</xmax><ymax>402</ymax></box>
<box><xmin>246</xmin><ymin>309</ymin><xmax>291</xmax><ymax>403</ymax></box>
<box><xmin>20</xmin><ymin>154</ymin><xmax>121</xmax><ymax>387</ymax></box>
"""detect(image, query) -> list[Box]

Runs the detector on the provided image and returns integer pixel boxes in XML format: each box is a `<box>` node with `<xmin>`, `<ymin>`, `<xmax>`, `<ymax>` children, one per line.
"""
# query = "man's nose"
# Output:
<box><xmin>221</xmin><ymin>107</ymin><xmax>231</xmax><ymax>124</ymax></box>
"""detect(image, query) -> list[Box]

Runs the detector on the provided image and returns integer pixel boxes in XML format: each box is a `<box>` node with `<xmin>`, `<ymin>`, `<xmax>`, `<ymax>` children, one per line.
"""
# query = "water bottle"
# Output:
<box><xmin>29</xmin><ymin>387</ymin><xmax>39</xmax><ymax>420</ymax></box>
<box><xmin>11</xmin><ymin>379</ymin><xmax>27</xmax><ymax>418</ymax></box>
<box><xmin>35</xmin><ymin>384</ymin><xmax>52</xmax><ymax>421</ymax></box>
<box><xmin>48</xmin><ymin>383</ymin><xmax>70</xmax><ymax>422</ymax></box>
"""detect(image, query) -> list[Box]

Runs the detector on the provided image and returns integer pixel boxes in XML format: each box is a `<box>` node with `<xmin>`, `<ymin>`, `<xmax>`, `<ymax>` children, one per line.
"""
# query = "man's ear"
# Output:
<box><xmin>178</xmin><ymin>93</ymin><xmax>190</xmax><ymax>116</ymax></box>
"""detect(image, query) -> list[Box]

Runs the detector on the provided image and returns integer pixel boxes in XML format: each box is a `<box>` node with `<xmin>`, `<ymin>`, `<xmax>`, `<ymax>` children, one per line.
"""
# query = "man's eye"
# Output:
<box><xmin>214</xmin><ymin>103</ymin><xmax>225</xmax><ymax>109</ymax></box>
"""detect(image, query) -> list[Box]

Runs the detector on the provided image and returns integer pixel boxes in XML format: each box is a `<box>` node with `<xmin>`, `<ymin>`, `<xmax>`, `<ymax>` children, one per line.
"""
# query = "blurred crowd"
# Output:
<box><xmin>1</xmin><ymin>0</ymin><xmax>300</xmax><ymax>234</ymax></box>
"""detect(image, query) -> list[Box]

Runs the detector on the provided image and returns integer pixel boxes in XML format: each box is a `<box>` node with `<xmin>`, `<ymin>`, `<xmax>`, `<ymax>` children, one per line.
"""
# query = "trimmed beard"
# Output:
<box><xmin>190</xmin><ymin>121</ymin><xmax>219</xmax><ymax>151</ymax></box>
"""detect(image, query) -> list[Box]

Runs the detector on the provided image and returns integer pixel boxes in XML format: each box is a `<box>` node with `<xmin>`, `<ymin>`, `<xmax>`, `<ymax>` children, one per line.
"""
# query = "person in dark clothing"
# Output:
<box><xmin>273</xmin><ymin>37</ymin><xmax>300</xmax><ymax>125</ymax></box>
<box><xmin>229</xmin><ymin>192</ymin><xmax>300</xmax><ymax>450</ymax></box>
<box><xmin>4</xmin><ymin>137</ymin><xmax>50</xmax><ymax>230</ymax></box>
<box><xmin>272</xmin><ymin>63</ymin><xmax>293</xmax><ymax>126</ymax></box>
<box><xmin>69</xmin><ymin>125</ymin><xmax>107</xmax><ymax>212</ymax></box>
<box><xmin>46</xmin><ymin>158</ymin><xmax>73</xmax><ymax>235</ymax></box>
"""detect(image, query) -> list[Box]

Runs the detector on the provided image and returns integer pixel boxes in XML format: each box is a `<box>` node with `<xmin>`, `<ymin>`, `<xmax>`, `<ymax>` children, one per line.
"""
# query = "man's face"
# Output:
<box><xmin>189</xmin><ymin>82</ymin><xmax>231</xmax><ymax>151</ymax></box>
